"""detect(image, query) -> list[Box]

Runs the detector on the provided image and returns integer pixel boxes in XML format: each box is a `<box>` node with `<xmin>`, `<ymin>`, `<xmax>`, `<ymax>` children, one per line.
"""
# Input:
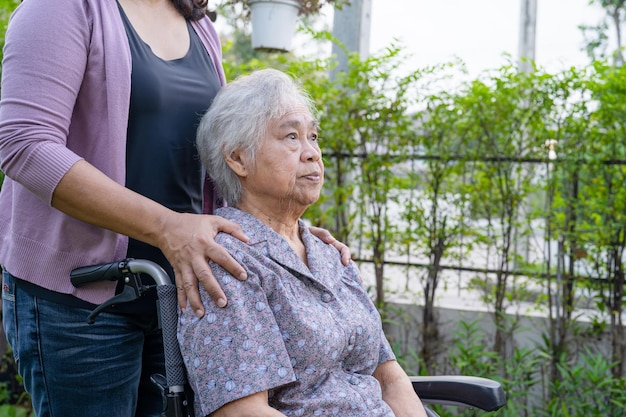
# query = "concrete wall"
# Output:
<box><xmin>383</xmin><ymin>301</ymin><xmax>611</xmax><ymax>374</ymax></box>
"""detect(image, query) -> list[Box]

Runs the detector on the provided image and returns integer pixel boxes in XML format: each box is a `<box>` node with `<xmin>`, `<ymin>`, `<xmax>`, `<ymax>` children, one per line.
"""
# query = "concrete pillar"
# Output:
<box><xmin>330</xmin><ymin>0</ymin><xmax>372</xmax><ymax>78</ymax></box>
<box><xmin>518</xmin><ymin>0</ymin><xmax>538</xmax><ymax>72</ymax></box>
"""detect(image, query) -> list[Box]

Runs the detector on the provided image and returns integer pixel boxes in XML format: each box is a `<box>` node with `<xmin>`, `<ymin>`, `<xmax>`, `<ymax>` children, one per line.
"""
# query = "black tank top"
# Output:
<box><xmin>119</xmin><ymin>5</ymin><xmax>221</xmax><ymax>312</ymax></box>
<box><xmin>121</xmin><ymin>9</ymin><xmax>220</xmax><ymax>214</ymax></box>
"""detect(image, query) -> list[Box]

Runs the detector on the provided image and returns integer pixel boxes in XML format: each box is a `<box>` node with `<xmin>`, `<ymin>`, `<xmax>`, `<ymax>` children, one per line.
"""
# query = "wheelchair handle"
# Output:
<box><xmin>71</xmin><ymin>258</ymin><xmax>171</xmax><ymax>287</ymax></box>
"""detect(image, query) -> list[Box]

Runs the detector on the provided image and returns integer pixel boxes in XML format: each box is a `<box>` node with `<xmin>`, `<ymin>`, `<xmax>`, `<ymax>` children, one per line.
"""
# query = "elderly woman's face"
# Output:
<box><xmin>244</xmin><ymin>107</ymin><xmax>323</xmax><ymax>211</ymax></box>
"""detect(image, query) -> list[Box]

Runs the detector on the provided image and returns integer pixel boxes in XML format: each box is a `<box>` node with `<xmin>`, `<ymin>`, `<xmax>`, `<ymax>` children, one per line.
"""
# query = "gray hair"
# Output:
<box><xmin>196</xmin><ymin>69</ymin><xmax>318</xmax><ymax>207</ymax></box>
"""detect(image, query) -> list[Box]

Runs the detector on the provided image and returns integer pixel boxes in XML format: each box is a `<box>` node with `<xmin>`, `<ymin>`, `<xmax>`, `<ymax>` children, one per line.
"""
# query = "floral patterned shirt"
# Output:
<box><xmin>178</xmin><ymin>207</ymin><xmax>396</xmax><ymax>417</ymax></box>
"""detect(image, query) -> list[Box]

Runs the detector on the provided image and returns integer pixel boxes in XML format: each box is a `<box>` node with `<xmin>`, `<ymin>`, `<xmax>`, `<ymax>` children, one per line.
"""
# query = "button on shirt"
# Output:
<box><xmin>178</xmin><ymin>207</ymin><xmax>397</xmax><ymax>417</ymax></box>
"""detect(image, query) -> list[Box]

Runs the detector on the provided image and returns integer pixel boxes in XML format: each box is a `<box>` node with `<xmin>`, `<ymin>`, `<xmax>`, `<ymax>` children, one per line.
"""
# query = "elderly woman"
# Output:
<box><xmin>178</xmin><ymin>69</ymin><xmax>427</xmax><ymax>417</ymax></box>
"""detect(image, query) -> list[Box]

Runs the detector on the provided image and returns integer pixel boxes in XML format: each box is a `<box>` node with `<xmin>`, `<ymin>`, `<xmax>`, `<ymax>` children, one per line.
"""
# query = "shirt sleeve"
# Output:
<box><xmin>341</xmin><ymin>259</ymin><xmax>396</xmax><ymax>366</ymax></box>
<box><xmin>0</xmin><ymin>0</ymin><xmax>89</xmax><ymax>203</ymax></box>
<box><xmin>378</xmin><ymin>328</ymin><xmax>397</xmax><ymax>365</ymax></box>
<box><xmin>178</xmin><ymin>241</ymin><xmax>296</xmax><ymax>416</ymax></box>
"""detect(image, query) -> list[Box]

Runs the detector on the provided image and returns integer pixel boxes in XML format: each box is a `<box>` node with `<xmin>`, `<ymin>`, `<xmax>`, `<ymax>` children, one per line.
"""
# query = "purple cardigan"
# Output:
<box><xmin>0</xmin><ymin>0</ymin><xmax>226</xmax><ymax>304</ymax></box>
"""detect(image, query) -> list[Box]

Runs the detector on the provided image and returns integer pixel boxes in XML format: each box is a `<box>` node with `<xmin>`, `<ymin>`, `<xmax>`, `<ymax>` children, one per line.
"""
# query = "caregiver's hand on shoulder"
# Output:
<box><xmin>309</xmin><ymin>226</ymin><xmax>352</xmax><ymax>266</ymax></box>
<box><xmin>158</xmin><ymin>213</ymin><xmax>249</xmax><ymax>317</ymax></box>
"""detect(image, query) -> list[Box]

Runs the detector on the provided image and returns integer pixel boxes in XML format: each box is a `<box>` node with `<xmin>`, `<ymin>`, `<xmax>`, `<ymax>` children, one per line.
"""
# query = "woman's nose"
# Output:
<box><xmin>302</xmin><ymin>140</ymin><xmax>321</xmax><ymax>161</ymax></box>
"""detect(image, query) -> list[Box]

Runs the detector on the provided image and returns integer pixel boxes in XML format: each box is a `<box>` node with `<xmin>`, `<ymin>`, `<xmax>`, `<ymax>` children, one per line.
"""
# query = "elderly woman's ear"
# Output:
<box><xmin>225</xmin><ymin>150</ymin><xmax>248</xmax><ymax>178</ymax></box>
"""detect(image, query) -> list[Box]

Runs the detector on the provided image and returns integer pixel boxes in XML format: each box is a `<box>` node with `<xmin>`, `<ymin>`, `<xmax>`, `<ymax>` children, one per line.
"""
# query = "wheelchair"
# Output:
<box><xmin>71</xmin><ymin>258</ymin><xmax>506</xmax><ymax>417</ymax></box>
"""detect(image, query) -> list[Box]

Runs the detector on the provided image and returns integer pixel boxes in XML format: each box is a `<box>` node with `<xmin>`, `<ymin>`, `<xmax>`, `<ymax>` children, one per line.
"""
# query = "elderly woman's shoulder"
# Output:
<box><xmin>213</xmin><ymin>208</ymin><xmax>268</xmax><ymax>248</ymax></box>
<box><xmin>215</xmin><ymin>208</ymin><xmax>263</xmax><ymax>233</ymax></box>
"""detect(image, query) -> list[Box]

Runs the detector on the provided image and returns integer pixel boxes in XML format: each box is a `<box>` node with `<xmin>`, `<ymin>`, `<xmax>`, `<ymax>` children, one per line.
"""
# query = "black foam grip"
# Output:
<box><xmin>157</xmin><ymin>285</ymin><xmax>188</xmax><ymax>387</ymax></box>
<box><xmin>411</xmin><ymin>376</ymin><xmax>506</xmax><ymax>411</ymax></box>
<box><xmin>70</xmin><ymin>261</ymin><xmax>122</xmax><ymax>287</ymax></box>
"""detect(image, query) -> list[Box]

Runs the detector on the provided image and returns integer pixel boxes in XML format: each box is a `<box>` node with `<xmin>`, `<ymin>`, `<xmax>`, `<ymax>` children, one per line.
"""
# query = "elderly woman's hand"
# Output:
<box><xmin>309</xmin><ymin>226</ymin><xmax>352</xmax><ymax>266</ymax></box>
<box><xmin>157</xmin><ymin>212</ymin><xmax>249</xmax><ymax>317</ymax></box>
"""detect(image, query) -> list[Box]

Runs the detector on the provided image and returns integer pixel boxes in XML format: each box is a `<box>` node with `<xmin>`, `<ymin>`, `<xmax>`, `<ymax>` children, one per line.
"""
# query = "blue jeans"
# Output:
<box><xmin>1</xmin><ymin>269</ymin><xmax>165</xmax><ymax>417</ymax></box>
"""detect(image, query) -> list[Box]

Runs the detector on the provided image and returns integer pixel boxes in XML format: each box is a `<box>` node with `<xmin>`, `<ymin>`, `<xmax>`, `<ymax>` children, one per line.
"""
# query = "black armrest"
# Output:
<box><xmin>410</xmin><ymin>375</ymin><xmax>506</xmax><ymax>412</ymax></box>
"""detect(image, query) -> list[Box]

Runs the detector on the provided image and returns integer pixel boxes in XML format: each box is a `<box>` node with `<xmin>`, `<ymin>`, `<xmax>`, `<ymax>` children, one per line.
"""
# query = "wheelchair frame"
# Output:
<box><xmin>71</xmin><ymin>258</ymin><xmax>506</xmax><ymax>417</ymax></box>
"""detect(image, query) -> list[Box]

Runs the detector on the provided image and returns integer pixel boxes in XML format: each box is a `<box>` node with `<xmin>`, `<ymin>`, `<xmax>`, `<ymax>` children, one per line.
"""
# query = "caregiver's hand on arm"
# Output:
<box><xmin>373</xmin><ymin>360</ymin><xmax>429</xmax><ymax>417</ymax></box>
<box><xmin>51</xmin><ymin>160</ymin><xmax>249</xmax><ymax>316</ymax></box>
<box><xmin>212</xmin><ymin>391</ymin><xmax>287</xmax><ymax>417</ymax></box>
